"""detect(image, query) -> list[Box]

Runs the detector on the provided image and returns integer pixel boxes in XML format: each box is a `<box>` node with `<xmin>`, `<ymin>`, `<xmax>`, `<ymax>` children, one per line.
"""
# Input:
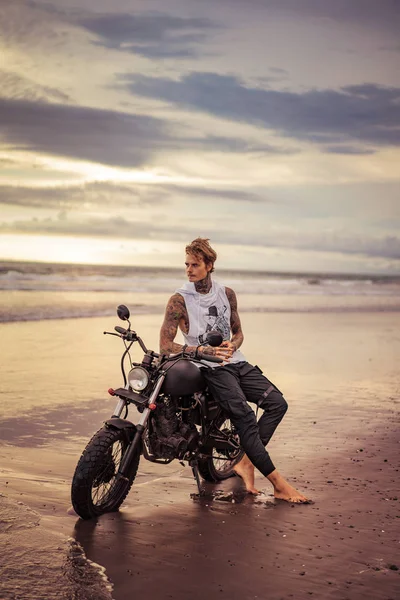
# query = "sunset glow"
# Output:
<box><xmin>0</xmin><ymin>0</ymin><xmax>399</xmax><ymax>274</ymax></box>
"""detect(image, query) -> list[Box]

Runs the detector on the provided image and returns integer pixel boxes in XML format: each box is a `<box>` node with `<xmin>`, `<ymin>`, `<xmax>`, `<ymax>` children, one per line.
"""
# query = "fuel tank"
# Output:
<box><xmin>162</xmin><ymin>360</ymin><xmax>207</xmax><ymax>395</ymax></box>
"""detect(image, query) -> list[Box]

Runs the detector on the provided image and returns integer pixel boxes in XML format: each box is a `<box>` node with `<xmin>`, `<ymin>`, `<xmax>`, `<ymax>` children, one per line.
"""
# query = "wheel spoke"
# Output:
<box><xmin>91</xmin><ymin>440</ymin><xmax>125</xmax><ymax>507</ymax></box>
<box><xmin>212</xmin><ymin>418</ymin><xmax>242</xmax><ymax>476</ymax></box>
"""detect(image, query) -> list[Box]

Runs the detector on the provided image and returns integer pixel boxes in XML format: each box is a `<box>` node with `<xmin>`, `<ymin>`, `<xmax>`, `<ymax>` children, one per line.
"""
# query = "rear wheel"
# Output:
<box><xmin>71</xmin><ymin>426</ymin><xmax>140</xmax><ymax>520</ymax></box>
<box><xmin>197</xmin><ymin>415</ymin><xmax>244</xmax><ymax>482</ymax></box>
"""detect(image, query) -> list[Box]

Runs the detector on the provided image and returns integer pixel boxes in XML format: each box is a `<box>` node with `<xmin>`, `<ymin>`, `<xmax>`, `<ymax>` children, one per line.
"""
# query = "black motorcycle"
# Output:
<box><xmin>71</xmin><ymin>305</ymin><xmax>244</xmax><ymax>519</ymax></box>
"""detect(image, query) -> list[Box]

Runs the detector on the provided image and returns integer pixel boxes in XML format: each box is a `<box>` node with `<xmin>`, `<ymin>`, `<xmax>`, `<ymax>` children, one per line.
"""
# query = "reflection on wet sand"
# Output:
<box><xmin>73</xmin><ymin>477</ymin><xmax>281</xmax><ymax>600</ymax></box>
<box><xmin>71</xmin><ymin>439</ymin><xmax>400</xmax><ymax>600</ymax></box>
<box><xmin>0</xmin><ymin>399</ymin><xmax>114</xmax><ymax>447</ymax></box>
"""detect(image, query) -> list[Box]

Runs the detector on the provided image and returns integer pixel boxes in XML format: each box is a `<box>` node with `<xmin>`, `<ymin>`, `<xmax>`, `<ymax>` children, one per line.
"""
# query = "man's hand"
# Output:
<box><xmin>220</xmin><ymin>340</ymin><xmax>236</xmax><ymax>355</ymax></box>
<box><xmin>199</xmin><ymin>340</ymin><xmax>235</xmax><ymax>362</ymax></box>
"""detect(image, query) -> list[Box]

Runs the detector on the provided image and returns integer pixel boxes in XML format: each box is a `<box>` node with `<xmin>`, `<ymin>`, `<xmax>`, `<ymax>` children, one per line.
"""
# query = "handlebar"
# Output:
<box><xmin>103</xmin><ymin>327</ymin><xmax>149</xmax><ymax>353</ymax></box>
<box><xmin>196</xmin><ymin>350</ymin><xmax>223</xmax><ymax>363</ymax></box>
<box><xmin>165</xmin><ymin>348</ymin><xmax>223</xmax><ymax>364</ymax></box>
<box><xmin>103</xmin><ymin>326</ymin><xmax>137</xmax><ymax>342</ymax></box>
<box><xmin>114</xmin><ymin>326</ymin><xmax>127</xmax><ymax>335</ymax></box>
<box><xmin>103</xmin><ymin>328</ymin><xmax>135</xmax><ymax>340</ymax></box>
<box><xmin>105</xmin><ymin>328</ymin><xmax>223</xmax><ymax>364</ymax></box>
<box><xmin>114</xmin><ymin>326</ymin><xmax>137</xmax><ymax>341</ymax></box>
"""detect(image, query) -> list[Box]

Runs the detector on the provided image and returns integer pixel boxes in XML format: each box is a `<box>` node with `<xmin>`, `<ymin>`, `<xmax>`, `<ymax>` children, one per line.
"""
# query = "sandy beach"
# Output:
<box><xmin>1</xmin><ymin>311</ymin><xmax>399</xmax><ymax>599</ymax></box>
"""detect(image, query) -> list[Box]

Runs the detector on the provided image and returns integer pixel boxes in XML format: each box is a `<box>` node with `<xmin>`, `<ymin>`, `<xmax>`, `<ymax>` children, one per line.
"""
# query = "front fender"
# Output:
<box><xmin>105</xmin><ymin>417</ymin><xmax>137</xmax><ymax>433</ymax></box>
<box><xmin>105</xmin><ymin>418</ymin><xmax>142</xmax><ymax>463</ymax></box>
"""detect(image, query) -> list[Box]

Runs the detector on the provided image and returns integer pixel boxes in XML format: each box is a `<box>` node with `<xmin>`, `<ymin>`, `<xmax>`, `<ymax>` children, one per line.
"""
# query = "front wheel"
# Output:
<box><xmin>197</xmin><ymin>415</ymin><xmax>244</xmax><ymax>482</ymax></box>
<box><xmin>71</xmin><ymin>426</ymin><xmax>140</xmax><ymax>520</ymax></box>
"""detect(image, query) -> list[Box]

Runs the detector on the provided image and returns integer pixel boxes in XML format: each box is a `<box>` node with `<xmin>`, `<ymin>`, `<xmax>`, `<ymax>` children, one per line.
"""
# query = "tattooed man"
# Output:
<box><xmin>160</xmin><ymin>238</ymin><xmax>308</xmax><ymax>502</ymax></box>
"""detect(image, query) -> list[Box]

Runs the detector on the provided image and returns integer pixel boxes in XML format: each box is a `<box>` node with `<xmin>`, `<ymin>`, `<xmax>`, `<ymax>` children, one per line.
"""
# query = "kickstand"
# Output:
<box><xmin>191</xmin><ymin>460</ymin><xmax>204</xmax><ymax>496</ymax></box>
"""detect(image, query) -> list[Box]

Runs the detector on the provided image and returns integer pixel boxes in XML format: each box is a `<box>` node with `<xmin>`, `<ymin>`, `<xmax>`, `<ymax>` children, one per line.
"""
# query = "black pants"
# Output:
<box><xmin>202</xmin><ymin>361</ymin><xmax>288</xmax><ymax>477</ymax></box>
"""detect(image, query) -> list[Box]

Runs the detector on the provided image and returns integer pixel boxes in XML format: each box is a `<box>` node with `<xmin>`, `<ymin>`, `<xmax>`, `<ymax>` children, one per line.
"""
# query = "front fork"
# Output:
<box><xmin>117</xmin><ymin>373</ymin><xmax>166</xmax><ymax>479</ymax></box>
<box><xmin>112</xmin><ymin>397</ymin><xmax>126</xmax><ymax>418</ymax></box>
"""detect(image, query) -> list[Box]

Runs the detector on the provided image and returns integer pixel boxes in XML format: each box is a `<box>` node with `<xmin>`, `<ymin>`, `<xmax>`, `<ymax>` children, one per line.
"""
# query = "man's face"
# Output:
<box><xmin>185</xmin><ymin>253</ymin><xmax>211</xmax><ymax>282</ymax></box>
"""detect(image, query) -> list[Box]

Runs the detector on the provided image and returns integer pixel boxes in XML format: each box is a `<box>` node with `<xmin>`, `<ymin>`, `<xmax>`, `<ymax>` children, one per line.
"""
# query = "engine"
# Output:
<box><xmin>149</xmin><ymin>396</ymin><xmax>199</xmax><ymax>460</ymax></box>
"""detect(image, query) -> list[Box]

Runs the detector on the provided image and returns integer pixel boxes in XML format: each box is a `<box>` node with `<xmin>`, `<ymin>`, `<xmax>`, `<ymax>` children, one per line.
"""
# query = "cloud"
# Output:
<box><xmin>0</xmin><ymin>0</ymin><xmax>74</xmax><ymax>56</ymax></box>
<box><xmin>2</xmin><ymin>213</ymin><xmax>400</xmax><ymax>261</ymax></box>
<box><xmin>77</xmin><ymin>11</ymin><xmax>220</xmax><ymax>59</ymax></box>
<box><xmin>0</xmin><ymin>180</ymin><xmax>267</xmax><ymax>210</ymax></box>
<box><xmin>0</xmin><ymin>96</ymin><xmax>294</xmax><ymax>167</ymax></box>
<box><xmin>0</xmin><ymin>182</ymin><xmax>162</xmax><ymax>209</ymax></box>
<box><xmin>322</xmin><ymin>146</ymin><xmax>375</xmax><ymax>156</ymax></box>
<box><xmin>379</xmin><ymin>44</ymin><xmax>400</xmax><ymax>53</ymax></box>
<box><xmin>0</xmin><ymin>98</ymin><xmax>164</xmax><ymax>166</ymax></box>
<box><xmin>1</xmin><ymin>3</ymin><xmax>220</xmax><ymax>61</ymax></box>
<box><xmin>167</xmin><ymin>134</ymin><xmax>296</xmax><ymax>155</ymax></box>
<box><xmin>213</xmin><ymin>0</ymin><xmax>400</xmax><ymax>33</ymax></box>
<box><xmin>269</xmin><ymin>67</ymin><xmax>288</xmax><ymax>75</ymax></box>
<box><xmin>159</xmin><ymin>184</ymin><xmax>267</xmax><ymax>203</ymax></box>
<box><xmin>260</xmin><ymin>231</ymin><xmax>400</xmax><ymax>260</ymax></box>
<box><xmin>0</xmin><ymin>158</ymin><xmax>18</xmax><ymax>167</ymax></box>
<box><xmin>0</xmin><ymin>185</ymin><xmax>72</xmax><ymax>208</ymax></box>
<box><xmin>126</xmin><ymin>72</ymin><xmax>400</xmax><ymax>151</ymax></box>
<box><xmin>0</xmin><ymin>69</ymin><xmax>71</xmax><ymax>103</ymax></box>
<box><xmin>0</xmin><ymin>214</ymin><xmax>139</xmax><ymax>238</ymax></box>
<box><xmin>30</xmin><ymin>0</ymin><xmax>400</xmax><ymax>34</ymax></box>
<box><xmin>0</xmin><ymin>180</ymin><xmax>270</xmax><ymax>215</ymax></box>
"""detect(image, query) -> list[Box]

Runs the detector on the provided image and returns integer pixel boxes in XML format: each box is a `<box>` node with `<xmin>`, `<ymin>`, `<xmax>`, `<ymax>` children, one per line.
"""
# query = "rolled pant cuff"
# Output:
<box><xmin>262</xmin><ymin>459</ymin><xmax>276</xmax><ymax>478</ymax></box>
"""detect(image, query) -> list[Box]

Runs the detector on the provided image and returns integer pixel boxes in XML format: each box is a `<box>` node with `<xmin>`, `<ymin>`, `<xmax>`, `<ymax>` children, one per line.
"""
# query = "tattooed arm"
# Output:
<box><xmin>224</xmin><ymin>287</ymin><xmax>244</xmax><ymax>353</ymax></box>
<box><xmin>159</xmin><ymin>293</ymin><xmax>190</xmax><ymax>355</ymax></box>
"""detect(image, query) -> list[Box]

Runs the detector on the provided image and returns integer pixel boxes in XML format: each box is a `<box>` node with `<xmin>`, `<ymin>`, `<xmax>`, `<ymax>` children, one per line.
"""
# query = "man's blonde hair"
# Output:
<box><xmin>185</xmin><ymin>238</ymin><xmax>217</xmax><ymax>273</ymax></box>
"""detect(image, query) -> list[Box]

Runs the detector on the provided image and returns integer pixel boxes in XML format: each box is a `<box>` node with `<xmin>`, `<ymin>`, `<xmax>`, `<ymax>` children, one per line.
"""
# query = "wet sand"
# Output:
<box><xmin>1</xmin><ymin>312</ymin><xmax>399</xmax><ymax>599</ymax></box>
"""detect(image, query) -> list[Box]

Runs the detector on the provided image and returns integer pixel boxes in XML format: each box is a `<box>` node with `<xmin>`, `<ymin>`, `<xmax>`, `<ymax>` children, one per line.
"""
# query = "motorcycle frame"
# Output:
<box><xmin>107</xmin><ymin>372</ymin><xmax>240</xmax><ymax>483</ymax></box>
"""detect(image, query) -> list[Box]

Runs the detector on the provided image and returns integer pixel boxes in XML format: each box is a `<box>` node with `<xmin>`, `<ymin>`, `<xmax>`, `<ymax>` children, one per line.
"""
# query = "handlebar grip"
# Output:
<box><xmin>197</xmin><ymin>351</ymin><xmax>223</xmax><ymax>363</ymax></box>
<box><xmin>115</xmin><ymin>326</ymin><xmax>127</xmax><ymax>335</ymax></box>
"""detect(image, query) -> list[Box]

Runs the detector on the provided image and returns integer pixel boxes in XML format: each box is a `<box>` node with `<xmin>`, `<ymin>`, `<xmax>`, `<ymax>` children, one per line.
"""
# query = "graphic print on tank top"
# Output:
<box><xmin>175</xmin><ymin>279</ymin><xmax>246</xmax><ymax>366</ymax></box>
<box><xmin>198</xmin><ymin>303</ymin><xmax>231</xmax><ymax>344</ymax></box>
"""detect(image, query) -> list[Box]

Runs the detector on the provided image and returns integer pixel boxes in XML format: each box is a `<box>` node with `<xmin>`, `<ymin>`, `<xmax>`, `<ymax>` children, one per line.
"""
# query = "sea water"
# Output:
<box><xmin>1</xmin><ymin>260</ymin><xmax>399</xmax><ymax>322</ymax></box>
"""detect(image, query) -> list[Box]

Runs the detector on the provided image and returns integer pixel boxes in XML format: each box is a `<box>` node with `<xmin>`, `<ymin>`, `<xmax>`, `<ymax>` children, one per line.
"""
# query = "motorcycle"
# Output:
<box><xmin>71</xmin><ymin>304</ymin><xmax>244</xmax><ymax>519</ymax></box>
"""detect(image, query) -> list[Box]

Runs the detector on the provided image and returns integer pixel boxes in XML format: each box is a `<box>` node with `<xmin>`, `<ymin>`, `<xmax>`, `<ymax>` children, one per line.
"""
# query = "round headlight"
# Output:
<box><xmin>128</xmin><ymin>367</ymin><xmax>149</xmax><ymax>392</ymax></box>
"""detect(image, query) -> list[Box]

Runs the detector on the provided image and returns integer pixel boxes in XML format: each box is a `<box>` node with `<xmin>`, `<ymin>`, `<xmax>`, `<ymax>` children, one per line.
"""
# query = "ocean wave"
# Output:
<box><xmin>1</xmin><ymin>268</ymin><xmax>399</xmax><ymax>296</ymax></box>
<box><xmin>0</xmin><ymin>496</ymin><xmax>114</xmax><ymax>600</ymax></box>
<box><xmin>1</xmin><ymin>261</ymin><xmax>400</xmax><ymax>323</ymax></box>
<box><xmin>1</xmin><ymin>300</ymin><xmax>400</xmax><ymax>323</ymax></box>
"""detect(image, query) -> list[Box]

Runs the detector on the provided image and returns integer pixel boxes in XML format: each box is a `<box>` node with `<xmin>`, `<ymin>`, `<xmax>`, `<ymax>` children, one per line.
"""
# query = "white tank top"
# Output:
<box><xmin>176</xmin><ymin>279</ymin><xmax>246</xmax><ymax>367</ymax></box>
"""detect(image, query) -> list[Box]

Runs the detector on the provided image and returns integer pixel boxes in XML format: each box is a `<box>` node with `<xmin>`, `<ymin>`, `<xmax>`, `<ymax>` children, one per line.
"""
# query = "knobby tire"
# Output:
<box><xmin>197</xmin><ymin>414</ymin><xmax>244</xmax><ymax>482</ymax></box>
<box><xmin>71</xmin><ymin>426</ymin><xmax>140</xmax><ymax>520</ymax></box>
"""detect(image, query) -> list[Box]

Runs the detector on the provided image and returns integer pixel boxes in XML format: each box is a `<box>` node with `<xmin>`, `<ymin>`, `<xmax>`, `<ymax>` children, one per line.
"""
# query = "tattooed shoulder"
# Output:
<box><xmin>166</xmin><ymin>293</ymin><xmax>185</xmax><ymax>319</ymax></box>
<box><xmin>165</xmin><ymin>293</ymin><xmax>189</xmax><ymax>333</ymax></box>
<box><xmin>225</xmin><ymin>287</ymin><xmax>237</xmax><ymax>309</ymax></box>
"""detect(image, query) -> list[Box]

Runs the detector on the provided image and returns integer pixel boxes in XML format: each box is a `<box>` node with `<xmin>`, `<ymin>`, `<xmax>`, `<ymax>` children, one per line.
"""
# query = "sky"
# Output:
<box><xmin>0</xmin><ymin>0</ymin><xmax>399</xmax><ymax>274</ymax></box>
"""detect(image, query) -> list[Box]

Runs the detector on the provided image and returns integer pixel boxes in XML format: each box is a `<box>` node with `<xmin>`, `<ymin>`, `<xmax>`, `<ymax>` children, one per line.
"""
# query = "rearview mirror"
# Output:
<box><xmin>117</xmin><ymin>305</ymin><xmax>130</xmax><ymax>321</ymax></box>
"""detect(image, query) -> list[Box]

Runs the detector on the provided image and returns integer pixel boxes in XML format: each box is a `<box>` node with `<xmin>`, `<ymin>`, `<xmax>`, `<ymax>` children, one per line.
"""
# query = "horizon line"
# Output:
<box><xmin>1</xmin><ymin>258</ymin><xmax>399</xmax><ymax>281</ymax></box>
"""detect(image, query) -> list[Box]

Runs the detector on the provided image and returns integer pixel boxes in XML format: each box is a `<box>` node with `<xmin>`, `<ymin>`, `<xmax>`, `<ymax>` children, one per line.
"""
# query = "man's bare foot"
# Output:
<box><xmin>234</xmin><ymin>454</ymin><xmax>260</xmax><ymax>494</ymax></box>
<box><xmin>267</xmin><ymin>469</ymin><xmax>309</xmax><ymax>503</ymax></box>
